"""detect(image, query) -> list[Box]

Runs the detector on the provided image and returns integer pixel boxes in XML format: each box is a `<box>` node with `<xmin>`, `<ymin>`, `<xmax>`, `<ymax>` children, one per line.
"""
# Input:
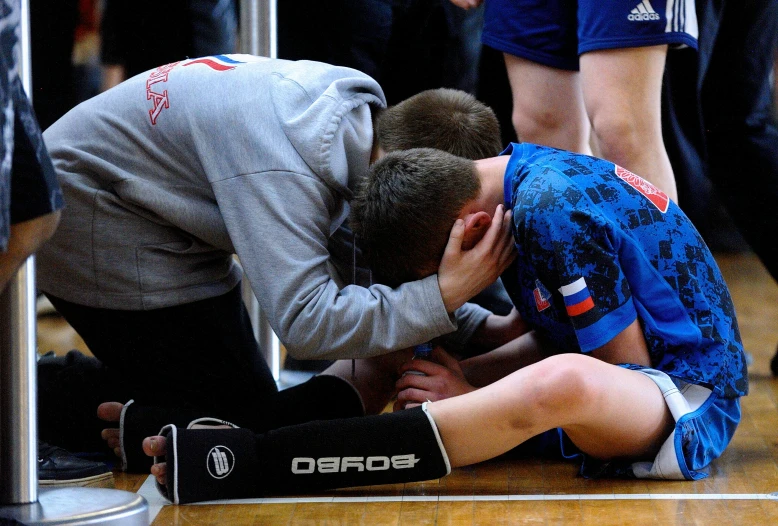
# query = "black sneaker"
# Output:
<box><xmin>771</xmin><ymin>345</ymin><xmax>778</xmax><ymax>376</ymax></box>
<box><xmin>38</xmin><ymin>441</ymin><xmax>114</xmax><ymax>488</ymax></box>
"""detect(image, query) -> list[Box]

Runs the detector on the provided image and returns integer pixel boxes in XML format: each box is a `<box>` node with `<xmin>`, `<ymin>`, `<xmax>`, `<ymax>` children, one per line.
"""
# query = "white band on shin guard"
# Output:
<box><xmin>119</xmin><ymin>399</ymin><xmax>134</xmax><ymax>472</ymax></box>
<box><xmin>421</xmin><ymin>402</ymin><xmax>451</xmax><ymax>475</ymax></box>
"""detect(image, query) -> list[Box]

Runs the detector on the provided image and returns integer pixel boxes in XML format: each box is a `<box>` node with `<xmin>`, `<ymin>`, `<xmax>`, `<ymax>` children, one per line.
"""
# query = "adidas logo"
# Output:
<box><xmin>628</xmin><ymin>0</ymin><xmax>660</xmax><ymax>21</ymax></box>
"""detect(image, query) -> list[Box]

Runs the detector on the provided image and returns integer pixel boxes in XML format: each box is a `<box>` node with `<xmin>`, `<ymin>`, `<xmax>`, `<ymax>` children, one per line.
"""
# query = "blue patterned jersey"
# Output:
<box><xmin>501</xmin><ymin>143</ymin><xmax>747</xmax><ymax>398</ymax></box>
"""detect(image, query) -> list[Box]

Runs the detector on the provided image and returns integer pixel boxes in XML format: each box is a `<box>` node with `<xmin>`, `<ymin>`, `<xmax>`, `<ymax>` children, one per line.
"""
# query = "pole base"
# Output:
<box><xmin>0</xmin><ymin>487</ymin><xmax>148</xmax><ymax>525</ymax></box>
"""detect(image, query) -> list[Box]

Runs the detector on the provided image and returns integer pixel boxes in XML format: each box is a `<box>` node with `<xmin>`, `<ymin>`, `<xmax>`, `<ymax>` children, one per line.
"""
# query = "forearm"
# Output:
<box><xmin>467</xmin><ymin>308</ymin><xmax>530</xmax><ymax>353</ymax></box>
<box><xmin>460</xmin><ymin>330</ymin><xmax>545</xmax><ymax>387</ymax></box>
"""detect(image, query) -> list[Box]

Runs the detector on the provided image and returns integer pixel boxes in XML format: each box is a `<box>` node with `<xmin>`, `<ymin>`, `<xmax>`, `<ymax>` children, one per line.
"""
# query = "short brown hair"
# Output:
<box><xmin>350</xmin><ymin>148</ymin><xmax>480</xmax><ymax>286</ymax></box>
<box><xmin>376</xmin><ymin>89</ymin><xmax>502</xmax><ymax>160</ymax></box>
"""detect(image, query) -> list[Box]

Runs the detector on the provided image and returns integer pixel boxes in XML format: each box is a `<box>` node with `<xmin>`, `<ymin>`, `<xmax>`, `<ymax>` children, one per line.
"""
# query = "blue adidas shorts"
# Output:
<box><xmin>483</xmin><ymin>0</ymin><xmax>699</xmax><ymax>71</ymax></box>
<box><xmin>547</xmin><ymin>365</ymin><xmax>740</xmax><ymax>480</ymax></box>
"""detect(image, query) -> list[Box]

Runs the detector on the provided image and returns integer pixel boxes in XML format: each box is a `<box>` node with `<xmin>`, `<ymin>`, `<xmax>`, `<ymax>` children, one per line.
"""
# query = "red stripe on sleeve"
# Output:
<box><xmin>565</xmin><ymin>296</ymin><xmax>595</xmax><ymax>317</ymax></box>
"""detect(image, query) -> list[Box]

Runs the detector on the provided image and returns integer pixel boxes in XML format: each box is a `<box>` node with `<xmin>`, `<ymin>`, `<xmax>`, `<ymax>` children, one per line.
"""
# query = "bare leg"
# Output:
<box><xmin>142</xmin><ymin>353</ymin><xmax>674</xmax><ymax>486</ymax></box>
<box><xmin>504</xmin><ymin>53</ymin><xmax>591</xmax><ymax>154</ymax></box>
<box><xmin>0</xmin><ymin>210</ymin><xmax>60</xmax><ymax>295</ymax></box>
<box><xmin>580</xmin><ymin>46</ymin><xmax>678</xmax><ymax>202</ymax></box>
<box><xmin>427</xmin><ymin>353</ymin><xmax>674</xmax><ymax>467</ymax></box>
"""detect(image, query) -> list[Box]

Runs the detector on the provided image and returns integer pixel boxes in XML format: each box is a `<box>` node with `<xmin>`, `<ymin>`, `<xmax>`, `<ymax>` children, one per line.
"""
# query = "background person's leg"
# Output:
<box><xmin>43</xmin><ymin>285</ymin><xmax>279</xmax><ymax>453</ymax></box>
<box><xmin>504</xmin><ymin>54</ymin><xmax>591</xmax><ymax>154</ymax></box>
<box><xmin>701</xmin><ymin>0</ymin><xmax>778</xmax><ymax>283</ymax></box>
<box><xmin>580</xmin><ymin>46</ymin><xmax>678</xmax><ymax>203</ymax></box>
<box><xmin>38</xmin><ymin>349</ymin><xmax>117</xmax><ymax>453</ymax></box>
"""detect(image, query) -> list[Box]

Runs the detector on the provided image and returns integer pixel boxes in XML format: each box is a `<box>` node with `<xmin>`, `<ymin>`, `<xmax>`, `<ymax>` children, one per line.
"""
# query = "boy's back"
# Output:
<box><xmin>37</xmin><ymin>55</ymin><xmax>384</xmax><ymax>313</ymax></box>
<box><xmin>502</xmin><ymin>143</ymin><xmax>748</xmax><ymax>398</ymax></box>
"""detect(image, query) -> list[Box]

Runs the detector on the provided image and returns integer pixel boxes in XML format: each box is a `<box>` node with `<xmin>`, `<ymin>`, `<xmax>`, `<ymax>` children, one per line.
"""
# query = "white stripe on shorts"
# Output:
<box><xmin>665</xmin><ymin>0</ymin><xmax>698</xmax><ymax>40</ymax></box>
<box><xmin>629</xmin><ymin>368</ymin><xmax>712</xmax><ymax>480</ymax></box>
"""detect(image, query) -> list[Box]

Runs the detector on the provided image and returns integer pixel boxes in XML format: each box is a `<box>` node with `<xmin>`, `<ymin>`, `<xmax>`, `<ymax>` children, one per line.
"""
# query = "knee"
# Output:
<box><xmin>589</xmin><ymin>112</ymin><xmax>653</xmax><ymax>164</ymax></box>
<box><xmin>512</xmin><ymin>104</ymin><xmax>589</xmax><ymax>153</ymax></box>
<box><xmin>511</xmin><ymin>105</ymin><xmax>563</xmax><ymax>144</ymax></box>
<box><xmin>513</xmin><ymin>354</ymin><xmax>602</xmax><ymax>425</ymax></box>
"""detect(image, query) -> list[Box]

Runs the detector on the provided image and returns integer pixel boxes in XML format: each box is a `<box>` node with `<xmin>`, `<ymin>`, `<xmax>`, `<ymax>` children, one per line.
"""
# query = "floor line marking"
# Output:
<box><xmin>136</xmin><ymin>475</ymin><xmax>778</xmax><ymax>522</ymax></box>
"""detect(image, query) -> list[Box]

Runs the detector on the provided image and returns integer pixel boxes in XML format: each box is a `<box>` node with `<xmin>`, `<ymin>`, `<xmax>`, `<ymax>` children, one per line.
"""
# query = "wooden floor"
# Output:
<box><xmin>37</xmin><ymin>252</ymin><xmax>778</xmax><ymax>525</ymax></box>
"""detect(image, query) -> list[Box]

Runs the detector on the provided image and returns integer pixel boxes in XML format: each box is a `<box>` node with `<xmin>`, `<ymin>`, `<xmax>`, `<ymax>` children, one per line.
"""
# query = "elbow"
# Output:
<box><xmin>276</xmin><ymin>324</ymin><xmax>326</xmax><ymax>361</ymax></box>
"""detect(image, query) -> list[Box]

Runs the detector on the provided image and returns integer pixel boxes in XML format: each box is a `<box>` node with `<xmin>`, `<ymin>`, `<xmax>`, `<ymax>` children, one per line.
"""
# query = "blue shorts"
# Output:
<box><xmin>483</xmin><ymin>0</ymin><xmax>699</xmax><ymax>71</ymax></box>
<box><xmin>548</xmin><ymin>366</ymin><xmax>740</xmax><ymax>480</ymax></box>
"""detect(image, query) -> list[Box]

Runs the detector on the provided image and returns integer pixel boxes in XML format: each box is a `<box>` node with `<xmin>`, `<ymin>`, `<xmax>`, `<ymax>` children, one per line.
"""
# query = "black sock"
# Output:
<box><xmin>160</xmin><ymin>404</ymin><xmax>450</xmax><ymax>504</ymax></box>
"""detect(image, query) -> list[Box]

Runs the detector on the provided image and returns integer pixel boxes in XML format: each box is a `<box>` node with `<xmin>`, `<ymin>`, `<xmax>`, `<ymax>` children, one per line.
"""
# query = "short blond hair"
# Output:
<box><xmin>376</xmin><ymin>89</ymin><xmax>502</xmax><ymax>160</ymax></box>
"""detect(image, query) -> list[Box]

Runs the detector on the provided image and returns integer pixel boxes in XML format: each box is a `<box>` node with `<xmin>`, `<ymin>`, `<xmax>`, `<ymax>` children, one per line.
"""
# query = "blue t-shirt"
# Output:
<box><xmin>501</xmin><ymin>143</ymin><xmax>747</xmax><ymax>399</ymax></box>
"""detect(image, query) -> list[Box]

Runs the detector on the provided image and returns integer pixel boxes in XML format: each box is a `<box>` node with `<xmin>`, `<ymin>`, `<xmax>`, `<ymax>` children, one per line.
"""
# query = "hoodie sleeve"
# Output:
<box><xmin>213</xmin><ymin>169</ymin><xmax>459</xmax><ymax>360</ymax></box>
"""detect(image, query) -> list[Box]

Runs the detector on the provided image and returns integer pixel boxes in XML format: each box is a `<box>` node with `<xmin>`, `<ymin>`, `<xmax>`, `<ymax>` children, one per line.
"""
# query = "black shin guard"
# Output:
<box><xmin>120</xmin><ymin>375</ymin><xmax>362</xmax><ymax>472</ymax></box>
<box><xmin>159</xmin><ymin>404</ymin><xmax>451</xmax><ymax>504</ymax></box>
<box><xmin>120</xmin><ymin>400</ymin><xmax>238</xmax><ymax>472</ymax></box>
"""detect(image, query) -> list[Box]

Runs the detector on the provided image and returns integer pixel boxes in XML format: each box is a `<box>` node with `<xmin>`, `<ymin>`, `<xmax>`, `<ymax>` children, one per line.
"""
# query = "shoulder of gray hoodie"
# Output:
<box><xmin>37</xmin><ymin>55</ymin><xmax>490</xmax><ymax>360</ymax></box>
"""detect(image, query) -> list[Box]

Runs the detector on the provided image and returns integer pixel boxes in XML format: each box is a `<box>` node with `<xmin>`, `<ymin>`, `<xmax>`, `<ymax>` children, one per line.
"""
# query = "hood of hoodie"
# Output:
<box><xmin>271</xmin><ymin>60</ymin><xmax>386</xmax><ymax>201</ymax></box>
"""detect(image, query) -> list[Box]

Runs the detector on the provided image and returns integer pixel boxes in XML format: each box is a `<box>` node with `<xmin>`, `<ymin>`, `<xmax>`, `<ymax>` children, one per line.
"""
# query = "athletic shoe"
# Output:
<box><xmin>38</xmin><ymin>441</ymin><xmax>114</xmax><ymax>488</ymax></box>
<box><xmin>771</xmin><ymin>346</ymin><xmax>778</xmax><ymax>376</ymax></box>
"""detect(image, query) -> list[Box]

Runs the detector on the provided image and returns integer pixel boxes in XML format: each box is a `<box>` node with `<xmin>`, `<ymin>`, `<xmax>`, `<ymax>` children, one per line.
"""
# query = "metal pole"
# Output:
<box><xmin>0</xmin><ymin>260</ymin><xmax>37</xmax><ymax>504</ymax></box>
<box><xmin>239</xmin><ymin>0</ymin><xmax>276</xmax><ymax>58</ymax></box>
<box><xmin>0</xmin><ymin>0</ymin><xmax>38</xmax><ymax>504</ymax></box>
<box><xmin>1</xmin><ymin>2</ymin><xmax>148</xmax><ymax>522</ymax></box>
<box><xmin>239</xmin><ymin>0</ymin><xmax>281</xmax><ymax>381</ymax></box>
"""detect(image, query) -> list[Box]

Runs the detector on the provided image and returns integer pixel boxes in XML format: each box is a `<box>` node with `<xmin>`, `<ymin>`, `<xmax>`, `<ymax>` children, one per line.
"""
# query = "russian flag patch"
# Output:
<box><xmin>533</xmin><ymin>279</ymin><xmax>551</xmax><ymax>312</ymax></box>
<box><xmin>559</xmin><ymin>277</ymin><xmax>595</xmax><ymax>317</ymax></box>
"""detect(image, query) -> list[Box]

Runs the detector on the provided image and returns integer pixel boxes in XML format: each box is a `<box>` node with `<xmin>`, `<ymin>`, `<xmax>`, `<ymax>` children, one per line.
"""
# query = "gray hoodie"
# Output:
<box><xmin>38</xmin><ymin>55</ymin><xmax>489</xmax><ymax>360</ymax></box>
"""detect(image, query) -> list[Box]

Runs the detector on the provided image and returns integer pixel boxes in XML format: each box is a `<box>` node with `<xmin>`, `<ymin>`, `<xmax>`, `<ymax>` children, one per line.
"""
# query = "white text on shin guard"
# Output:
<box><xmin>291</xmin><ymin>455</ymin><xmax>420</xmax><ymax>474</ymax></box>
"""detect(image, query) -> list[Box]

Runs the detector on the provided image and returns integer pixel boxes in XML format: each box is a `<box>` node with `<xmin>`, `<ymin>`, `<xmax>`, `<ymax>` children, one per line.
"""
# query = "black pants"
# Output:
<box><xmin>663</xmin><ymin>0</ymin><xmax>778</xmax><ymax>282</ymax></box>
<box><xmin>39</xmin><ymin>285</ymin><xmax>362</xmax><ymax>453</ymax></box>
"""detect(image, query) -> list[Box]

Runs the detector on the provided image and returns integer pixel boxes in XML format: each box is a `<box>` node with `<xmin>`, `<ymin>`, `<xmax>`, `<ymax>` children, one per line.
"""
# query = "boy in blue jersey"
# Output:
<box><xmin>139</xmin><ymin>144</ymin><xmax>746</xmax><ymax>503</ymax></box>
<box><xmin>354</xmin><ymin>143</ymin><xmax>746</xmax><ymax>480</ymax></box>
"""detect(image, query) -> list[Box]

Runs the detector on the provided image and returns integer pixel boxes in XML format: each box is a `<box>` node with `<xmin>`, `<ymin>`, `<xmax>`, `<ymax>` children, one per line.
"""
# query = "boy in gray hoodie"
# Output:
<box><xmin>36</xmin><ymin>55</ymin><xmax>519</xmax><ymax>469</ymax></box>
